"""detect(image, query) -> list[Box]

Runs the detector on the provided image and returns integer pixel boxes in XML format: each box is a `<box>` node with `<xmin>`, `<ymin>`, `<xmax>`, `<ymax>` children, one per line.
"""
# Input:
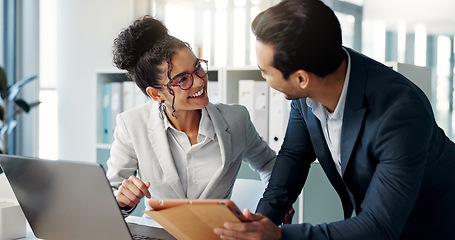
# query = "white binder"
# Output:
<box><xmin>208</xmin><ymin>80</ymin><xmax>220</xmax><ymax>104</ymax></box>
<box><xmin>238</xmin><ymin>80</ymin><xmax>269</xmax><ymax>142</ymax></box>
<box><xmin>268</xmin><ymin>88</ymin><xmax>291</xmax><ymax>152</ymax></box>
<box><xmin>122</xmin><ymin>81</ymin><xmax>136</xmax><ymax>111</ymax></box>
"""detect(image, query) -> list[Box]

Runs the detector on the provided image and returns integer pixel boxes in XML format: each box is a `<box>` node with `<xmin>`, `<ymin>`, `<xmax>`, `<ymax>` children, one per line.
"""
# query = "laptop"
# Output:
<box><xmin>0</xmin><ymin>154</ymin><xmax>176</xmax><ymax>240</ymax></box>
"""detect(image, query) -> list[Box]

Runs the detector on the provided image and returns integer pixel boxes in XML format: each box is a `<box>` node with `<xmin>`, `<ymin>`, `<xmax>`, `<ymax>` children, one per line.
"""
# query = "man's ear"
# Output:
<box><xmin>293</xmin><ymin>70</ymin><xmax>310</xmax><ymax>89</ymax></box>
<box><xmin>146</xmin><ymin>87</ymin><xmax>161</xmax><ymax>102</ymax></box>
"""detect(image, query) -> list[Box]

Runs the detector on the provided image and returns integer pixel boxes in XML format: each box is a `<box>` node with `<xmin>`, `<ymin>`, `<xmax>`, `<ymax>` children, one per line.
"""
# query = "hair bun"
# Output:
<box><xmin>113</xmin><ymin>15</ymin><xmax>169</xmax><ymax>70</ymax></box>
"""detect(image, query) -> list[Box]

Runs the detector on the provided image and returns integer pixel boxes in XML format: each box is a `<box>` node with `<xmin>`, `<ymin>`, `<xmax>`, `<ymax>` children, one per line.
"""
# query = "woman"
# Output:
<box><xmin>107</xmin><ymin>15</ymin><xmax>276</xmax><ymax>216</ymax></box>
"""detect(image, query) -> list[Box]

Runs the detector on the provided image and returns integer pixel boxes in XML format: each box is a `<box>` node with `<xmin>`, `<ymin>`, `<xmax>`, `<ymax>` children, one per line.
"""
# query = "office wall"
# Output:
<box><xmin>57</xmin><ymin>0</ymin><xmax>133</xmax><ymax>162</ymax></box>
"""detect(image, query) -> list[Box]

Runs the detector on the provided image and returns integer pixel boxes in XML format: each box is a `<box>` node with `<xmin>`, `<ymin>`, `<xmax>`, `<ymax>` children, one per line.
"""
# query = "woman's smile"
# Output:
<box><xmin>189</xmin><ymin>88</ymin><xmax>206</xmax><ymax>99</ymax></box>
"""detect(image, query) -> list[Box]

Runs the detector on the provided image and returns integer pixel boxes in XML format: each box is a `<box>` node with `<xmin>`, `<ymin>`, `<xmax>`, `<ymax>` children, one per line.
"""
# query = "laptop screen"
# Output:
<box><xmin>0</xmin><ymin>154</ymin><xmax>133</xmax><ymax>240</ymax></box>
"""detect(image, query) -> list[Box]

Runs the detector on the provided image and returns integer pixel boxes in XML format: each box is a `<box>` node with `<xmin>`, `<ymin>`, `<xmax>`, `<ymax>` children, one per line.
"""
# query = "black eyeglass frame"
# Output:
<box><xmin>153</xmin><ymin>59</ymin><xmax>208</xmax><ymax>91</ymax></box>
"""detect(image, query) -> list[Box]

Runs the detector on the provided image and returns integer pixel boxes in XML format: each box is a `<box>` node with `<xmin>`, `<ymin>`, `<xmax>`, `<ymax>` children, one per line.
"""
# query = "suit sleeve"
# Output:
<box><xmin>105</xmin><ymin>113</ymin><xmax>141</xmax><ymax>217</ymax></box>
<box><xmin>256</xmin><ymin>100</ymin><xmax>316</xmax><ymax>224</ymax></box>
<box><xmin>106</xmin><ymin>114</ymin><xmax>139</xmax><ymax>191</ymax></box>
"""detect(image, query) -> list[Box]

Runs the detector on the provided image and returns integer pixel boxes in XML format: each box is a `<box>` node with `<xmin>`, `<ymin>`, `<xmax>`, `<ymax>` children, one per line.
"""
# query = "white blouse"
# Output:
<box><xmin>164</xmin><ymin>108</ymin><xmax>222</xmax><ymax>199</ymax></box>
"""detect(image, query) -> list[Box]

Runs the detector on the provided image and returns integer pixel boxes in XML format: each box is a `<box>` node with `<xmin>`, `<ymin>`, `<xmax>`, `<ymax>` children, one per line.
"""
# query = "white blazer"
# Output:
<box><xmin>106</xmin><ymin>102</ymin><xmax>276</xmax><ymax>202</ymax></box>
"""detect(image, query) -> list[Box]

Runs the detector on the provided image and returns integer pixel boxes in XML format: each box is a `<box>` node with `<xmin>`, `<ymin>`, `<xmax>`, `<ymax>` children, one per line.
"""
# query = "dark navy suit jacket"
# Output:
<box><xmin>256</xmin><ymin>48</ymin><xmax>455</xmax><ymax>239</ymax></box>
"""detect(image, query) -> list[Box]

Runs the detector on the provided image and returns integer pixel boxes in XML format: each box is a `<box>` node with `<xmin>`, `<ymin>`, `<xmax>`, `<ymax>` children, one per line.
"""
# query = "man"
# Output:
<box><xmin>214</xmin><ymin>0</ymin><xmax>455</xmax><ymax>239</ymax></box>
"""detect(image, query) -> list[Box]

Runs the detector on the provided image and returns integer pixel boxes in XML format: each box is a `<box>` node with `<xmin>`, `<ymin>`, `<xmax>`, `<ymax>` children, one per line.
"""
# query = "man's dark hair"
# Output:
<box><xmin>252</xmin><ymin>0</ymin><xmax>344</xmax><ymax>78</ymax></box>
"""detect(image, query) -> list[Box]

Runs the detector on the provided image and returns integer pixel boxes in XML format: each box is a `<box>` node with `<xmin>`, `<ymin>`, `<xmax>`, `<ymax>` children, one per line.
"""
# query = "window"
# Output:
<box><xmin>0</xmin><ymin>1</ymin><xmax>4</xmax><ymax>67</ymax></box>
<box><xmin>160</xmin><ymin>0</ymin><xmax>262</xmax><ymax>67</ymax></box>
<box><xmin>164</xmin><ymin>3</ymin><xmax>196</xmax><ymax>49</ymax></box>
<box><xmin>331</xmin><ymin>0</ymin><xmax>363</xmax><ymax>52</ymax></box>
<box><xmin>335</xmin><ymin>12</ymin><xmax>356</xmax><ymax>49</ymax></box>
<box><xmin>39</xmin><ymin>0</ymin><xmax>58</xmax><ymax>159</ymax></box>
<box><xmin>1</xmin><ymin>0</ymin><xmax>39</xmax><ymax>156</ymax></box>
<box><xmin>362</xmin><ymin>18</ymin><xmax>455</xmax><ymax>140</ymax></box>
<box><xmin>436</xmin><ymin>36</ymin><xmax>453</xmax><ymax>135</ymax></box>
<box><xmin>213</xmin><ymin>1</ymin><xmax>228</xmax><ymax>66</ymax></box>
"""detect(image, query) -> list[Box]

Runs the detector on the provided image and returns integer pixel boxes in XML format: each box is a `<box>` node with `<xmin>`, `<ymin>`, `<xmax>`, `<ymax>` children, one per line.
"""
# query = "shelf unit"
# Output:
<box><xmin>96</xmin><ymin>70</ymin><xmax>128</xmax><ymax>148</ymax></box>
<box><xmin>221</xmin><ymin>67</ymin><xmax>264</xmax><ymax>104</ymax></box>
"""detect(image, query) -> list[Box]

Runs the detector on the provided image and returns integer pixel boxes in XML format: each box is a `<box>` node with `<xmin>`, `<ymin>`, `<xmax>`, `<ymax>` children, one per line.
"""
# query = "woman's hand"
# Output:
<box><xmin>116</xmin><ymin>175</ymin><xmax>151</xmax><ymax>208</ymax></box>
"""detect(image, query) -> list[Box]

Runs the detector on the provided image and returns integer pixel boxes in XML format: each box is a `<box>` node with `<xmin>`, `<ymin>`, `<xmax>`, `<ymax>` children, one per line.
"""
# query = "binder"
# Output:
<box><xmin>102</xmin><ymin>83</ymin><xmax>112</xmax><ymax>144</ymax></box>
<box><xmin>207</xmin><ymin>81</ymin><xmax>220</xmax><ymax>104</ymax></box>
<box><xmin>110</xmin><ymin>82</ymin><xmax>123</xmax><ymax>143</ymax></box>
<box><xmin>133</xmin><ymin>85</ymin><xmax>148</xmax><ymax>108</ymax></box>
<box><xmin>268</xmin><ymin>88</ymin><xmax>291</xmax><ymax>152</ymax></box>
<box><xmin>238</xmin><ymin>80</ymin><xmax>269</xmax><ymax>141</ymax></box>
<box><xmin>122</xmin><ymin>81</ymin><xmax>136</xmax><ymax>111</ymax></box>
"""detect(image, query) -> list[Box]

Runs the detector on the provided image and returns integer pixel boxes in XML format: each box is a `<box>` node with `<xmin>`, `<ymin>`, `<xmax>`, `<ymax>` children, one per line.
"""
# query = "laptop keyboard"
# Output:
<box><xmin>132</xmin><ymin>234</ymin><xmax>164</xmax><ymax>240</ymax></box>
<box><xmin>126</xmin><ymin>219</ymin><xmax>175</xmax><ymax>240</ymax></box>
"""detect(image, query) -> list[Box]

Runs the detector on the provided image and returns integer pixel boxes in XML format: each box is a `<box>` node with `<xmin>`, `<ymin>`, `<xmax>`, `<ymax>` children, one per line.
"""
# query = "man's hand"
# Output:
<box><xmin>214</xmin><ymin>209</ymin><xmax>282</xmax><ymax>240</ymax></box>
<box><xmin>116</xmin><ymin>175</ymin><xmax>151</xmax><ymax>208</ymax></box>
<box><xmin>283</xmin><ymin>208</ymin><xmax>295</xmax><ymax>224</ymax></box>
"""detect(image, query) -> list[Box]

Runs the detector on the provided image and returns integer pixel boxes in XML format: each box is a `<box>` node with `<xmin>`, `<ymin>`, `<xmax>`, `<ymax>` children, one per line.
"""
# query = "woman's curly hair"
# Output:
<box><xmin>112</xmin><ymin>15</ymin><xmax>190</xmax><ymax>116</ymax></box>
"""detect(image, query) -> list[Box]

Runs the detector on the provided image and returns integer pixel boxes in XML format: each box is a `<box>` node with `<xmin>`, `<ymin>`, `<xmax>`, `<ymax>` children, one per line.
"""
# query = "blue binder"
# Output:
<box><xmin>102</xmin><ymin>83</ymin><xmax>112</xmax><ymax>144</ymax></box>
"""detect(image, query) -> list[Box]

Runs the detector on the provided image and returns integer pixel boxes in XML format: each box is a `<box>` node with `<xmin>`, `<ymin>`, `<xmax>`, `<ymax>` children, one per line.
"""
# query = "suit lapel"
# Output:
<box><xmin>302</xmin><ymin>99</ymin><xmax>354</xmax><ymax>217</ymax></box>
<box><xmin>302</xmin><ymin>100</ymin><xmax>346</xmax><ymax>193</ymax></box>
<box><xmin>199</xmin><ymin>103</ymin><xmax>232</xmax><ymax>198</ymax></box>
<box><xmin>340</xmin><ymin>49</ymin><xmax>367</xmax><ymax>175</ymax></box>
<box><xmin>340</xmin><ymin>108</ymin><xmax>365</xmax><ymax>174</ymax></box>
<box><xmin>148</xmin><ymin>103</ymin><xmax>186</xmax><ymax>198</ymax></box>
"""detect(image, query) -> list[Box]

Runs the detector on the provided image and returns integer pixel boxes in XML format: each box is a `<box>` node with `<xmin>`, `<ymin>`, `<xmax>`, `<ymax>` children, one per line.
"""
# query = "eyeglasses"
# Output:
<box><xmin>154</xmin><ymin>59</ymin><xmax>208</xmax><ymax>90</ymax></box>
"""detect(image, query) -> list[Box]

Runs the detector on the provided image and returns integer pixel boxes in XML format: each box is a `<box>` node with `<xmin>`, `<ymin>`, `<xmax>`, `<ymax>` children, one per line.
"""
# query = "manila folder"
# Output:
<box><xmin>144</xmin><ymin>204</ymin><xmax>241</xmax><ymax>240</ymax></box>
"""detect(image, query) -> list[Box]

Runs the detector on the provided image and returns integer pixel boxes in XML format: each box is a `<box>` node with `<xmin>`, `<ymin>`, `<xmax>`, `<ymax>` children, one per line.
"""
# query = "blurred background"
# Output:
<box><xmin>1</xmin><ymin>0</ymin><xmax>453</xmax><ymax>160</ymax></box>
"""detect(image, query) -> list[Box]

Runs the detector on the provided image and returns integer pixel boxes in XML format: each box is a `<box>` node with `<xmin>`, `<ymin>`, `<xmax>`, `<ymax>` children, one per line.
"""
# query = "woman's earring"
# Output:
<box><xmin>158</xmin><ymin>100</ymin><xmax>166</xmax><ymax>120</ymax></box>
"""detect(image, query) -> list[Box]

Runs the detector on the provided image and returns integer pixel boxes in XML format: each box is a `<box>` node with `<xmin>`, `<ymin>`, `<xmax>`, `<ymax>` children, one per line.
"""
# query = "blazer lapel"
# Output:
<box><xmin>340</xmin><ymin>49</ymin><xmax>367</xmax><ymax>175</ymax></box>
<box><xmin>199</xmin><ymin>103</ymin><xmax>232</xmax><ymax>198</ymax></box>
<box><xmin>148</xmin><ymin>103</ymin><xmax>186</xmax><ymax>198</ymax></box>
<box><xmin>302</xmin><ymin>99</ymin><xmax>354</xmax><ymax>217</ymax></box>
<box><xmin>302</xmin><ymin>100</ymin><xmax>346</xmax><ymax>193</ymax></box>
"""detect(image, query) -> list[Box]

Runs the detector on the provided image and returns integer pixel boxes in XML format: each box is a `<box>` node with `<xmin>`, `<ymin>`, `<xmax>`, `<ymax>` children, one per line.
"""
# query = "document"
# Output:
<box><xmin>144</xmin><ymin>199</ymin><xmax>245</xmax><ymax>240</ymax></box>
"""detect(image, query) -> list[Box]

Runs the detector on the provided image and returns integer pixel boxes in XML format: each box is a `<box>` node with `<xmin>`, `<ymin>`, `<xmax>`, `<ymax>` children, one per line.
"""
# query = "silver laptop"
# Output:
<box><xmin>0</xmin><ymin>154</ymin><xmax>175</xmax><ymax>240</ymax></box>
